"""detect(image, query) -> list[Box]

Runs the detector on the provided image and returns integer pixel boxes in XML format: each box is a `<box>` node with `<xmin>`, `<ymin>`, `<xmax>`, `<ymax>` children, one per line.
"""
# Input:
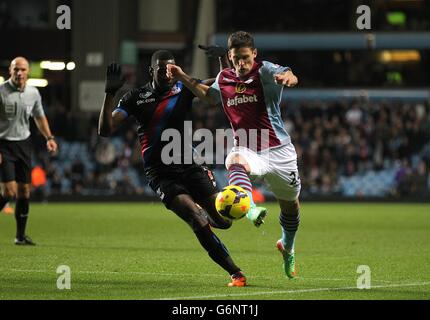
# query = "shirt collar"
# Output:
<box><xmin>7</xmin><ymin>79</ymin><xmax>26</xmax><ymax>92</ymax></box>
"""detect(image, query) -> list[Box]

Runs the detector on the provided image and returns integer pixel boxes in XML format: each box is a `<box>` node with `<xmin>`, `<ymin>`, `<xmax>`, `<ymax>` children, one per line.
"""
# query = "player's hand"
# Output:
<box><xmin>166</xmin><ymin>64</ymin><xmax>184</xmax><ymax>81</ymax></box>
<box><xmin>105</xmin><ymin>62</ymin><xmax>125</xmax><ymax>95</ymax></box>
<box><xmin>274</xmin><ymin>70</ymin><xmax>298</xmax><ymax>87</ymax></box>
<box><xmin>198</xmin><ymin>44</ymin><xmax>228</xmax><ymax>59</ymax></box>
<box><xmin>46</xmin><ymin>139</ymin><xmax>58</xmax><ymax>156</ymax></box>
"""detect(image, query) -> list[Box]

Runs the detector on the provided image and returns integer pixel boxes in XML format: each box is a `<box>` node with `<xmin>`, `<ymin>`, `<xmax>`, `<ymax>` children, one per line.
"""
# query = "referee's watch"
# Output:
<box><xmin>46</xmin><ymin>136</ymin><xmax>55</xmax><ymax>141</ymax></box>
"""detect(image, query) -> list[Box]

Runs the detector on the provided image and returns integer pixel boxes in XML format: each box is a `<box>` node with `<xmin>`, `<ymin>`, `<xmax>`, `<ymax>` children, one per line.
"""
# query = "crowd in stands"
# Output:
<box><xmin>283</xmin><ymin>99</ymin><xmax>430</xmax><ymax>197</ymax></box>
<box><xmin>31</xmin><ymin>99</ymin><xmax>430</xmax><ymax>199</ymax></box>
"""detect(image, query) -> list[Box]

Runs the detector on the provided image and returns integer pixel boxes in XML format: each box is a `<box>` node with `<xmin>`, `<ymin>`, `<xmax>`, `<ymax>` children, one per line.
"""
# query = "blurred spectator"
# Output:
<box><xmin>405</xmin><ymin>160</ymin><xmax>429</xmax><ymax>197</ymax></box>
<box><xmin>31</xmin><ymin>165</ymin><xmax>47</xmax><ymax>201</ymax></box>
<box><xmin>70</xmin><ymin>158</ymin><xmax>85</xmax><ymax>195</ymax></box>
<box><xmin>95</xmin><ymin>140</ymin><xmax>116</xmax><ymax>172</ymax></box>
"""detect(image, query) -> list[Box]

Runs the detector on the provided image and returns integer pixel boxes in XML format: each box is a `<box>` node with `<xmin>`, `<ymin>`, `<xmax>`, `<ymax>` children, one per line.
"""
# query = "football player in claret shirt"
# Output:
<box><xmin>98</xmin><ymin>50</ymin><xmax>246</xmax><ymax>287</ymax></box>
<box><xmin>168</xmin><ymin>31</ymin><xmax>301</xmax><ymax>279</ymax></box>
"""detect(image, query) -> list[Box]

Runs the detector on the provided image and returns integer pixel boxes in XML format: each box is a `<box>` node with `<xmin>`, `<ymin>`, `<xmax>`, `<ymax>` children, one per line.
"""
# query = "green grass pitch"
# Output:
<box><xmin>0</xmin><ymin>202</ymin><xmax>429</xmax><ymax>300</ymax></box>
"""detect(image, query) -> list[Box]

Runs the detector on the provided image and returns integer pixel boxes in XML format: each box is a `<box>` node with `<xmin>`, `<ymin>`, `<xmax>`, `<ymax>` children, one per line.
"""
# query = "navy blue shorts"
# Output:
<box><xmin>145</xmin><ymin>164</ymin><xmax>219</xmax><ymax>209</ymax></box>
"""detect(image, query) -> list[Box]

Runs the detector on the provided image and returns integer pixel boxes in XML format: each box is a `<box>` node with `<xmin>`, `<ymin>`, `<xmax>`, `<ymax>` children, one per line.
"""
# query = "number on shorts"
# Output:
<box><xmin>289</xmin><ymin>172</ymin><xmax>300</xmax><ymax>187</ymax></box>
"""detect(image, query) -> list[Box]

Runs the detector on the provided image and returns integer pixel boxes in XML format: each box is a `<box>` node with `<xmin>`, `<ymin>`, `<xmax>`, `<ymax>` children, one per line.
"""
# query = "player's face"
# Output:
<box><xmin>229</xmin><ymin>47</ymin><xmax>257</xmax><ymax>78</ymax></box>
<box><xmin>151</xmin><ymin>59</ymin><xmax>175</xmax><ymax>91</ymax></box>
<box><xmin>9</xmin><ymin>58</ymin><xmax>29</xmax><ymax>88</ymax></box>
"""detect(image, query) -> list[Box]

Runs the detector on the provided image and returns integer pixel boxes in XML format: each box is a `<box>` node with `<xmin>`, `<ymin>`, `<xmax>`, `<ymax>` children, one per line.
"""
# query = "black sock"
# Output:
<box><xmin>194</xmin><ymin>225</ymin><xmax>241</xmax><ymax>275</ymax></box>
<box><xmin>0</xmin><ymin>195</ymin><xmax>11</xmax><ymax>211</ymax></box>
<box><xmin>15</xmin><ymin>198</ymin><xmax>29</xmax><ymax>239</ymax></box>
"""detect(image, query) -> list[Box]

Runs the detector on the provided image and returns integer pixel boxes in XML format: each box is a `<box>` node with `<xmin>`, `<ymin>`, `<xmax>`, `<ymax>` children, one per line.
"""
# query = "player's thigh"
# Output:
<box><xmin>148</xmin><ymin>174</ymin><xmax>189</xmax><ymax>210</ymax></box>
<box><xmin>15</xmin><ymin>140</ymin><xmax>32</xmax><ymax>185</ymax></box>
<box><xmin>0</xmin><ymin>159</ymin><xmax>16</xmax><ymax>183</ymax></box>
<box><xmin>0</xmin><ymin>152</ymin><xmax>17</xmax><ymax>198</ymax></box>
<box><xmin>0</xmin><ymin>146</ymin><xmax>17</xmax><ymax>184</ymax></box>
<box><xmin>185</xmin><ymin>166</ymin><xmax>219</xmax><ymax>205</ymax></box>
<box><xmin>264</xmin><ymin>169</ymin><xmax>301</xmax><ymax>202</ymax></box>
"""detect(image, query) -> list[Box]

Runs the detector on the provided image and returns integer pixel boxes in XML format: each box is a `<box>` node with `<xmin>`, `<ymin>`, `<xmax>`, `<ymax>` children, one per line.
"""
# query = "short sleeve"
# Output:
<box><xmin>114</xmin><ymin>90</ymin><xmax>136</xmax><ymax>118</ymax></box>
<box><xmin>207</xmin><ymin>73</ymin><xmax>222</xmax><ymax>106</ymax></box>
<box><xmin>32</xmin><ymin>90</ymin><xmax>46</xmax><ymax>118</ymax></box>
<box><xmin>260</xmin><ymin>61</ymin><xmax>291</xmax><ymax>83</ymax></box>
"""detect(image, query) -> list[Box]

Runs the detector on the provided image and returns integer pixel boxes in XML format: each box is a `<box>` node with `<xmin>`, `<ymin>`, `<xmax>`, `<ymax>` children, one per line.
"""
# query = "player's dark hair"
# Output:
<box><xmin>151</xmin><ymin>50</ymin><xmax>175</xmax><ymax>66</ymax></box>
<box><xmin>228</xmin><ymin>31</ymin><xmax>255</xmax><ymax>50</ymax></box>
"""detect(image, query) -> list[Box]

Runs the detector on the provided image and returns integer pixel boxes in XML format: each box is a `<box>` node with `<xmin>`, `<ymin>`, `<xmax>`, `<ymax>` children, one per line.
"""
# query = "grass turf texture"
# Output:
<box><xmin>0</xmin><ymin>202</ymin><xmax>429</xmax><ymax>300</ymax></box>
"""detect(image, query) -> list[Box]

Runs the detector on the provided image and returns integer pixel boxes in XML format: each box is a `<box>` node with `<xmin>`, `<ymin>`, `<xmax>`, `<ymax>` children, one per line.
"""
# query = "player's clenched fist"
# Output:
<box><xmin>274</xmin><ymin>70</ymin><xmax>298</xmax><ymax>87</ymax></box>
<box><xmin>46</xmin><ymin>139</ymin><xmax>58</xmax><ymax>155</ymax></box>
<box><xmin>166</xmin><ymin>64</ymin><xmax>184</xmax><ymax>81</ymax></box>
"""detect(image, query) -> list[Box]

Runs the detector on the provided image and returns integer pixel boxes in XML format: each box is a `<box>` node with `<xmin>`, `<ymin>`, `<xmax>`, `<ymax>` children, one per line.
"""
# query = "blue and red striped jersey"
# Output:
<box><xmin>114</xmin><ymin>81</ymin><xmax>195</xmax><ymax>167</ymax></box>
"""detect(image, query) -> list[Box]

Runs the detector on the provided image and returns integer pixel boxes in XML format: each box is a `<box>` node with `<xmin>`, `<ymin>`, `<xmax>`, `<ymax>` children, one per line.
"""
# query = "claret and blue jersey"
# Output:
<box><xmin>113</xmin><ymin>81</ymin><xmax>195</xmax><ymax>167</ymax></box>
<box><xmin>209</xmin><ymin>61</ymin><xmax>292</xmax><ymax>151</ymax></box>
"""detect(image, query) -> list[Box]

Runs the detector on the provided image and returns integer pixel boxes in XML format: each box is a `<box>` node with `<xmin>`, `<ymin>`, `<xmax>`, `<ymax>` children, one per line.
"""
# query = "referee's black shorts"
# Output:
<box><xmin>145</xmin><ymin>164</ymin><xmax>219</xmax><ymax>209</ymax></box>
<box><xmin>0</xmin><ymin>138</ymin><xmax>32</xmax><ymax>183</ymax></box>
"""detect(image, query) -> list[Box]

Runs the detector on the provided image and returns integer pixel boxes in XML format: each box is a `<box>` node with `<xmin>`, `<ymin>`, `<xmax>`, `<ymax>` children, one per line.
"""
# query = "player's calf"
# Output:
<box><xmin>197</xmin><ymin>195</ymin><xmax>232</xmax><ymax>230</ymax></box>
<box><xmin>0</xmin><ymin>194</ymin><xmax>13</xmax><ymax>211</ymax></box>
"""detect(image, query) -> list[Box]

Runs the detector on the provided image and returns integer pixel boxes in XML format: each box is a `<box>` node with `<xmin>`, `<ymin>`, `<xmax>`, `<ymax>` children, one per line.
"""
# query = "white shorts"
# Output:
<box><xmin>225</xmin><ymin>144</ymin><xmax>301</xmax><ymax>201</ymax></box>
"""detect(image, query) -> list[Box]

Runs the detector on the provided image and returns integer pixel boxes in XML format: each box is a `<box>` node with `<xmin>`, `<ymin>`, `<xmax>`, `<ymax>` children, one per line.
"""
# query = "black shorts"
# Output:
<box><xmin>145</xmin><ymin>164</ymin><xmax>219</xmax><ymax>209</ymax></box>
<box><xmin>0</xmin><ymin>138</ymin><xmax>32</xmax><ymax>183</ymax></box>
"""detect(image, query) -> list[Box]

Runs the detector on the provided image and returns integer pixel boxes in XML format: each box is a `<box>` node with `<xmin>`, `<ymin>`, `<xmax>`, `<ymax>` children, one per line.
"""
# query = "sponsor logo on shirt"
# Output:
<box><xmin>139</xmin><ymin>92</ymin><xmax>153</xmax><ymax>99</ymax></box>
<box><xmin>235</xmin><ymin>83</ymin><xmax>247</xmax><ymax>94</ymax></box>
<box><xmin>171</xmin><ymin>84</ymin><xmax>181</xmax><ymax>95</ymax></box>
<box><xmin>137</xmin><ymin>98</ymin><xmax>156</xmax><ymax>105</ymax></box>
<box><xmin>226</xmin><ymin>94</ymin><xmax>258</xmax><ymax>107</ymax></box>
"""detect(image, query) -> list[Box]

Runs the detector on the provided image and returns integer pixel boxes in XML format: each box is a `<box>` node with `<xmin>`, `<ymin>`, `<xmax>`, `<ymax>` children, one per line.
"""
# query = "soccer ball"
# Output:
<box><xmin>215</xmin><ymin>185</ymin><xmax>251</xmax><ymax>220</ymax></box>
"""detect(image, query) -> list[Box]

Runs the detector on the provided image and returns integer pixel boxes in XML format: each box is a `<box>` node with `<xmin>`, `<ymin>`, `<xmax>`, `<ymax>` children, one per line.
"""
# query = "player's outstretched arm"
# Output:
<box><xmin>166</xmin><ymin>64</ymin><xmax>215</xmax><ymax>105</ymax></box>
<box><xmin>98</xmin><ymin>63</ymin><xmax>126</xmax><ymax>137</ymax></box>
<box><xmin>274</xmin><ymin>70</ymin><xmax>298</xmax><ymax>87</ymax></box>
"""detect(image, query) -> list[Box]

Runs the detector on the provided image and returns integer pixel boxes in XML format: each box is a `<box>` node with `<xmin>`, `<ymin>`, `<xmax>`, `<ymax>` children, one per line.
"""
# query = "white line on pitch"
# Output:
<box><xmin>2</xmin><ymin>268</ymin><xmax>413</xmax><ymax>285</ymax></box>
<box><xmin>158</xmin><ymin>281</ymin><xmax>430</xmax><ymax>300</ymax></box>
<box><xmin>3</xmin><ymin>268</ymin><xmax>393</xmax><ymax>282</ymax></box>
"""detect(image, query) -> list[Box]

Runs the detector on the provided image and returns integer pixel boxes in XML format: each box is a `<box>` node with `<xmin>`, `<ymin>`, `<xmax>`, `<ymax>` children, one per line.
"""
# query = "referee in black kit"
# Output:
<box><xmin>0</xmin><ymin>57</ymin><xmax>58</xmax><ymax>245</ymax></box>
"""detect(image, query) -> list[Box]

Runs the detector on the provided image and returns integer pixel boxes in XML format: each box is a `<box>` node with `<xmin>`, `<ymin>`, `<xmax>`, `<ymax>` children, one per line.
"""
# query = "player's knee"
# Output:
<box><xmin>2</xmin><ymin>187</ymin><xmax>16</xmax><ymax>199</ymax></box>
<box><xmin>172</xmin><ymin>197</ymin><xmax>208</xmax><ymax>229</ymax></box>
<box><xmin>226</xmin><ymin>155</ymin><xmax>250</xmax><ymax>172</ymax></box>
<box><xmin>17</xmin><ymin>186</ymin><xmax>31</xmax><ymax>199</ymax></box>
<box><xmin>189</xmin><ymin>213</ymin><xmax>209</xmax><ymax>232</ymax></box>
<box><xmin>198</xmin><ymin>196</ymin><xmax>233</xmax><ymax>230</ymax></box>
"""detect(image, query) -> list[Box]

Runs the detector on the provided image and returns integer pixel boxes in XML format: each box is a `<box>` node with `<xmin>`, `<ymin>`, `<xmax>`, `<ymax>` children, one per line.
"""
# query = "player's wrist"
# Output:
<box><xmin>46</xmin><ymin>135</ymin><xmax>55</xmax><ymax>141</ymax></box>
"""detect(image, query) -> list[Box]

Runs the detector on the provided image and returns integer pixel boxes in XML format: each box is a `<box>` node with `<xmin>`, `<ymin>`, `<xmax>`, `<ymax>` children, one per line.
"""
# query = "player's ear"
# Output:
<box><xmin>149</xmin><ymin>66</ymin><xmax>154</xmax><ymax>78</ymax></box>
<box><xmin>253</xmin><ymin>48</ymin><xmax>258</xmax><ymax>59</ymax></box>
